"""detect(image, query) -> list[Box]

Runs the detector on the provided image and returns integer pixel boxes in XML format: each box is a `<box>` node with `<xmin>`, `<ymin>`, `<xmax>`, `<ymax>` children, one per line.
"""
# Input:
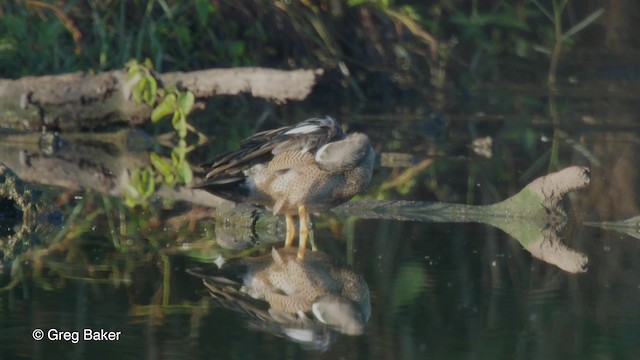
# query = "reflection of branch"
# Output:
<box><xmin>0</xmin><ymin>130</ymin><xmax>591</xmax><ymax>274</ymax></box>
<box><xmin>335</xmin><ymin>166</ymin><xmax>591</xmax><ymax>273</ymax></box>
<box><xmin>379</xmin><ymin>158</ymin><xmax>433</xmax><ymax>192</ymax></box>
<box><xmin>585</xmin><ymin>215</ymin><xmax>640</xmax><ymax>240</ymax></box>
<box><xmin>211</xmin><ymin>167</ymin><xmax>591</xmax><ymax>272</ymax></box>
<box><xmin>0</xmin><ymin>129</ymin><xmax>229</xmax><ymax>208</ymax></box>
<box><xmin>525</xmin><ymin>226</ymin><xmax>588</xmax><ymax>273</ymax></box>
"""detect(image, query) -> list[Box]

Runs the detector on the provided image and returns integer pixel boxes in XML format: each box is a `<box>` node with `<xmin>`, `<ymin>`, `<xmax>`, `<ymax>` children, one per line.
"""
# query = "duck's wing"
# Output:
<box><xmin>198</xmin><ymin>125</ymin><xmax>292</xmax><ymax>181</ymax></box>
<box><xmin>199</xmin><ymin>117</ymin><xmax>344</xmax><ymax>181</ymax></box>
<box><xmin>266</xmin><ymin>117</ymin><xmax>348</xmax><ymax>172</ymax></box>
<box><xmin>271</xmin><ymin>117</ymin><xmax>344</xmax><ymax>155</ymax></box>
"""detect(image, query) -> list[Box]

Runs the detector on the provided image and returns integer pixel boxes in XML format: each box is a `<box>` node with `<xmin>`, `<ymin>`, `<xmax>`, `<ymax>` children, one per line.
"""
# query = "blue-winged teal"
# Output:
<box><xmin>196</xmin><ymin>117</ymin><xmax>375</xmax><ymax>260</ymax></box>
<box><xmin>188</xmin><ymin>247</ymin><xmax>371</xmax><ymax>340</ymax></box>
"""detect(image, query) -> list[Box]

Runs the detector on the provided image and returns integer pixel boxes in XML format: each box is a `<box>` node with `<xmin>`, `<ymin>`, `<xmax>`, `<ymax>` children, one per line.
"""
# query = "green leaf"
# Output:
<box><xmin>151</xmin><ymin>94</ymin><xmax>176</xmax><ymax>122</ymax></box>
<box><xmin>127</xmin><ymin>66</ymin><xmax>138</xmax><ymax>78</ymax></box>
<box><xmin>123</xmin><ymin>187</ymin><xmax>140</xmax><ymax>208</ymax></box>
<box><xmin>171</xmin><ymin>150</ymin><xmax>180</xmax><ymax>166</ymax></box>
<box><xmin>178</xmin><ymin>117</ymin><xmax>187</xmax><ymax>138</ymax></box>
<box><xmin>178</xmin><ymin>91</ymin><xmax>195</xmax><ymax>116</ymax></box>
<box><xmin>171</xmin><ymin>109</ymin><xmax>181</xmax><ymax>128</ymax></box>
<box><xmin>143</xmin><ymin>75</ymin><xmax>158</xmax><ymax>106</ymax></box>
<box><xmin>143</xmin><ymin>57</ymin><xmax>154</xmax><ymax>69</ymax></box>
<box><xmin>150</xmin><ymin>153</ymin><xmax>173</xmax><ymax>178</ymax></box>
<box><xmin>126</xmin><ymin>59</ymin><xmax>139</xmax><ymax>77</ymax></box>
<box><xmin>175</xmin><ymin>139</ymin><xmax>187</xmax><ymax>160</ymax></box>
<box><xmin>172</xmin><ymin>110</ymin><xmax>188</xmax><ymax>139</ymax></box>
<box><xmin>130</xmin><ymin>167</ymin><xmax>141</xmax><ymax>185</ymax></box>
<box><xmin>178</xmin><ymin>160</ymin><xmax>193</xmax><ymax>185</ymax></box>
<box><xmin>125</xmin><ymin>168</ymin><xmax>145</xmax><ymax>208</ymax></box>
<box><xmin>132</xmin><ymin>76</ymin><xmax>147</xmax><ymax>104</ymax></box>
<box><xmin>164</xmin><ymin>173</ymin><xmax>176</xmax><ymax>186</ymax></box>
<box><xmin>141</xmin><ymin>167</ymin><xmax>156</xmax><ymax>198</ymax></box>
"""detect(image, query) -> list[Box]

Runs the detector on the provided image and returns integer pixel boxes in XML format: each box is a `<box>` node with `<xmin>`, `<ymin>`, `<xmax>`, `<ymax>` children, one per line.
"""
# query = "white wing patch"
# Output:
<box><xmin>284</xmin><ymin>124</ymin><xmax>322</xmax><ymax>135</ymax></box>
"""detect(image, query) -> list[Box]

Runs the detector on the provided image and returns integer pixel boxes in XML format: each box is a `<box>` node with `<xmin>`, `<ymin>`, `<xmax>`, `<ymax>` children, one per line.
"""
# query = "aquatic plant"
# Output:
<box><xmin>124</xmin><ymin>59</ymin><xmax>202</xmax><ymax>208</ymax></box>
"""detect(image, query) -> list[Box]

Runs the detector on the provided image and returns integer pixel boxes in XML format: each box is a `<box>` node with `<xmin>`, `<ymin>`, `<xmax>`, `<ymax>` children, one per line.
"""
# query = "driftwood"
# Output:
<box><xmin>335</xmin><ymin>166</ymin><xmax>591</xmax><ymax>273</ymax></box>
<box><xmin>0</xmin><ymin>128</ymin><xmax>591</xmax><ymax>274</ymax></box>
<box><xmin>0</xmin><ymin>67</ymin><xmax>323</xmax><ymax>131</ymax></box>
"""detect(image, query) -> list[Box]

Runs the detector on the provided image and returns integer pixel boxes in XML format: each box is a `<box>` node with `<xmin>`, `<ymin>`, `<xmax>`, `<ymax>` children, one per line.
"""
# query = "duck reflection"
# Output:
<box><xmin>188</xmin><ymin>247</ymin><xmax>370</xmax><ymax>350</ymax></box>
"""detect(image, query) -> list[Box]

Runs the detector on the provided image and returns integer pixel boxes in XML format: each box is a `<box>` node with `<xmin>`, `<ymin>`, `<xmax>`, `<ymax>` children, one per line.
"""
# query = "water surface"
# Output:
<box><xmin>2</xmin><ymin>63</ymin><xmax>640</xmax><ymax>360</ymax></box>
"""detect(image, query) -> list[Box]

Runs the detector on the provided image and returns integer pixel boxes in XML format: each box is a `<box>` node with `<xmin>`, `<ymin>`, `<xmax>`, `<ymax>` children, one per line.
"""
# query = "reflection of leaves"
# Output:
<box><xmin>177</xmin><ymin>159</ymin><xmax>193</xmax><ymax>184</ymax></box>
<box><xmin>150</xmin><ymin>153</ymin><xmax>174</xmax><ymax>185</ymax></box>
<box><xmin>124</xmin><ymin>166</ymin><xmax>156</xmax><ymax>208</ymax></box>
<box><xmin>390</xmin><ymin>261</ymin><xmax>427</xmax><ymax>314</ymax></box>
<box><xmin>172</xmin><ymin>110</ymin><xmax>187</xmax><ymax>138</ymax></box>
<box><xmin>126</xmin><ymin>60</ymin><xmax>200</xmax><ymax>207</ymax></box>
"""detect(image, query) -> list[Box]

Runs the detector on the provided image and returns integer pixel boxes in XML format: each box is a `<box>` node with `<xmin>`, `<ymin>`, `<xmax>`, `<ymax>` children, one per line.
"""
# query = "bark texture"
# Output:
<box><xmin>0</xmin><ymin>67</ymin><xmax>323</xmax><ymax>131</ymax></box>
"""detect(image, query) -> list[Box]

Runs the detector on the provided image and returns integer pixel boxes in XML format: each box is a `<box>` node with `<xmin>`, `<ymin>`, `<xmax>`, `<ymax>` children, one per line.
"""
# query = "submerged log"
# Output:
<box><xmin>0</xmin><ymin>67</ymin><xmax>323</xmax><ymax>131</ymax></box>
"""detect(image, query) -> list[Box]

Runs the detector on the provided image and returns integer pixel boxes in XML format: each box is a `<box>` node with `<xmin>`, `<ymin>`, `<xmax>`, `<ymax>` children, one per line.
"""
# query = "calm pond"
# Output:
<box><xmin>2</xmin><ymin>63</ymin><xmax>640</xmax><ymax>360</ymax></box>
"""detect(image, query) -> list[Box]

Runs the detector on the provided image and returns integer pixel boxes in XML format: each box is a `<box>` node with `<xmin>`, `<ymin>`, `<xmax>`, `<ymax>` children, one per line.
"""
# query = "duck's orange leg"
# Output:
<box><xmin>297</xmin><ymin>205</ymin><xmax>310</xmax><ymax>260</ymax></box>
<box><xmin>284</xmin><ymin>214</ymin><xmax>296</xmax><ymax>248</ymax></box>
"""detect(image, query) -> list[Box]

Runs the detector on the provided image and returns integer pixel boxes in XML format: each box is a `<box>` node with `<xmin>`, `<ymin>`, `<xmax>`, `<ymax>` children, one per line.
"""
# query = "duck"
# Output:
<box><xmin>195</xmin><ymin>116</ymin><xmax>375</xmax><ymax>260</ymax></box>
<box><xmin>188</xmin><ymin>247</ymin><xmax>371</xmax><ymax>341</ymax></box>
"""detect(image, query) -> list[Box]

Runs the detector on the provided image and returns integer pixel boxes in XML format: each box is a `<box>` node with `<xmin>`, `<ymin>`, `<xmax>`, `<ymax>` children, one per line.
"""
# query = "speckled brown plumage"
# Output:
<box><xmin>195</xmin><ymin>117</ymin><xmax>375</xmax><ymax>260</ymax></box>
<box><xmin>196</xmin><ymin>247</ymin><xmax>371</xmax><ymax>336</ymax></box>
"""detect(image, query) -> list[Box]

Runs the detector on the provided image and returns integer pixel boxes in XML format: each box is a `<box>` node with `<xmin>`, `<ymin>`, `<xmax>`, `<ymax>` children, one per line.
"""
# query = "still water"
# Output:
<box><xmin>2</xmin><ymin>74</ymin><xmax>640</xmax><ymax>359</ymax></box>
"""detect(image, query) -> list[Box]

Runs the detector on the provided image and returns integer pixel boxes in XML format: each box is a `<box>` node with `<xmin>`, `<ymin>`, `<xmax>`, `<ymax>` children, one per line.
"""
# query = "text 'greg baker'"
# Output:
<box><xmin>84</xmin><ymin>329</ymin><xmax>121</xmax><ymax>341</ymax></box>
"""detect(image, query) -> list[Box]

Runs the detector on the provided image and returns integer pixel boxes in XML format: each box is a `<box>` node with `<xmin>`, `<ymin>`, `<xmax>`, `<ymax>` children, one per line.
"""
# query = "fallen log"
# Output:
<box><xmin>0</xmin><ymin>67</ymin><xmax>323</xmax><ymax>131</ymax></box>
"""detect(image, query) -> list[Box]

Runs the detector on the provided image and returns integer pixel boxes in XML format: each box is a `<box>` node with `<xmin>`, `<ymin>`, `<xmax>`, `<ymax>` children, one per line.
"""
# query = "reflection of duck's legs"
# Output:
<box><xmin>284</xmin><ymin>214</ymin><xmax>296</xmax><ymax>248</ymax></box>
<box><xmin>297</xmin><ymin>205</ymin><xmax>310</xmax><ymax>260</ymax></box>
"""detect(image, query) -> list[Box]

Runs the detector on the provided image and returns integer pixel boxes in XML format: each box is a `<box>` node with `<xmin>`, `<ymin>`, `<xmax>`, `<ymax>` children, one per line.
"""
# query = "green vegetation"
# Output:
<box><xmin>0</xmin><ymin>0</ymin><xmax>609</xmax><ymax>216</ymax></box>
<box><xmin>0</xmin><ymin>0</ymin><xmax>609</xmax><ymax>289</ymax></box>
<box><xmin>0</xmin><ymin>1</ymin><xmax>604</xmax><ymax>98</ymax></box>
<box><xmin>123</xmin><ymin>59</ymin><xmax>203</xmax><ymax>207</ymax></box>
